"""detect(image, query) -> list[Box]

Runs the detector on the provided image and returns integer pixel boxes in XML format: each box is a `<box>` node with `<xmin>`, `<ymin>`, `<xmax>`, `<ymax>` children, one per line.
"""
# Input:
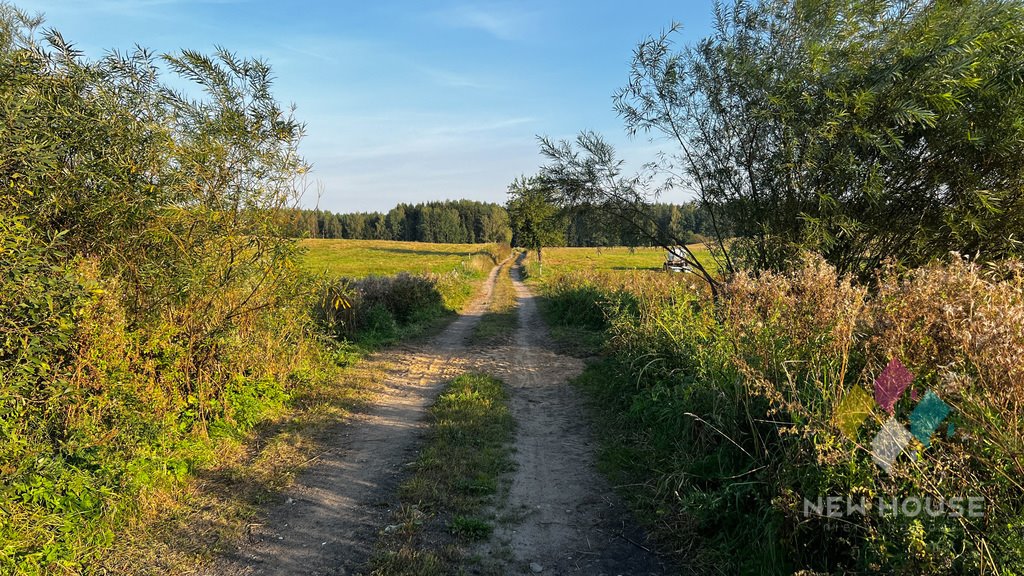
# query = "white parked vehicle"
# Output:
<box><xmin>663</xmin><ymin>246</ymin><xmax>692</xmax><ymax>273</ymax></box>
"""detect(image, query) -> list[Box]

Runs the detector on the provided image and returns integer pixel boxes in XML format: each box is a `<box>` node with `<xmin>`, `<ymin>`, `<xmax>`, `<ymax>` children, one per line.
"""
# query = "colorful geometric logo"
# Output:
<box><xmin>836</xmin><ymin>359</ymin><xmax>953</xmax><ymax>474</ymax></box>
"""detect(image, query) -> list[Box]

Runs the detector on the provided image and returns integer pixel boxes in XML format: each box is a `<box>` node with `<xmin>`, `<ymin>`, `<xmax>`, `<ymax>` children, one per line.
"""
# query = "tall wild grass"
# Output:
<box><xmin>539</xmin><ymin>255</ymin><xmax>1024</xmax><ymax>574</ymax></box>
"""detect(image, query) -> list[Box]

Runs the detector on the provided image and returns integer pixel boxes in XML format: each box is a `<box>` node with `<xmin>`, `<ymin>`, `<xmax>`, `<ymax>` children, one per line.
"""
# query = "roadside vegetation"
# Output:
<box><xmin>507</xmin><ymin>0</ymin><xmax>1024</xmax><ymax>573</ymax></box>
<box><xmin>104</xmin><ymin>345</ymin><xmax>390</xmax><ymax>573</ymax></box>
<box><xmin>532</xmin><ymin>256</ymin><xmax>1024</xmax><ymax>574</ymax></box>
<box><xmin>369</xmin><ymin>373</ymin><xmax>515</xmax><ymax>576</ymax></box>
<box><xmin>5</xmin><ymin>0</ymin><xmax>1024</xmax><ymax>571</ymax></box>
<box><xmin>0</xmin><ymin>6</ymin><xmax>504</xmax><ymax>573</ymax></box>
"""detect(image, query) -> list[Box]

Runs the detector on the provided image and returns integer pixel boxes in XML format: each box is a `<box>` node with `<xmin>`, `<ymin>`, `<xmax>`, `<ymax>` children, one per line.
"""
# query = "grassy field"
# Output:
<box><xmin>300</xmin><ymin>239</ymin><xmax>716</xmax><ymax>280</ymax></box>
<box><xmin>525</xmin><ymin>244</ymin><xmax>717</xmax><ymax>278</ymax></box>
<box><xmin>300</xmin><ymin>238</ymin><xmax>506</xmax><ymax>277</ymax></box>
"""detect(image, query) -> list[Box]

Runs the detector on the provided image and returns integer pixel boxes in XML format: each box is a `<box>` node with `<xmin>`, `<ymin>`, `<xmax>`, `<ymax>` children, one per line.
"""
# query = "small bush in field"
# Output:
<box><xmin>315</xmin><ymin>273</ymin><xmax>446</xmax><ymax>342</ymax></box>
<box><xmin>312</xmin><ymin>250</ymin><xmax>504</xmax><ymax>344</ymax></box>
<box><xmin>356</xmin><ymin>273</ymin><xmax>443</xmax><ymax>324</ymax></box>
<box><xmin>363</xmin><ymin>304</ymin><xmax>398</xmax><ymax>341</ymax></box>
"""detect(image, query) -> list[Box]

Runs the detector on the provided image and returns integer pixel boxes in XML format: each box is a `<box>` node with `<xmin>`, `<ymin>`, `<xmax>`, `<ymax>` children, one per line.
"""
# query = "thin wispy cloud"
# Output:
<box><xmin>419</xmin><ymin>66</ymin><xmax>489</xmax><ymax>90</ymax></box>
<box><xmin>433</xmin><ymin>4</ymin><xmax>537</xmax><ymax>41</ymax></box>
<box><xmin>327</xmin><ymin>114</ymin><xmax>536</xmax><ymax>162</ymax></box>
<box><xmin>428</xmin><ymin>116</ymin><xmax>536</xmax><ymax>135</ymax></box>
<box><xmin>277</xmin><ymin>41</ymin><xmax>339</xmax><ymax>65</ymax></box>
<box><xmin>23</xmin><ymin>0</ymin><xmax>247</xmax><ymax>18</ymax></box>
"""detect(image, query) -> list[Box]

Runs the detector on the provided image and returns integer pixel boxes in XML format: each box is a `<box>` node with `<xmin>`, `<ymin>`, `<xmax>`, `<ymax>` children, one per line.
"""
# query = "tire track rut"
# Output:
<box><xmin>208</xmin><ymin>261</ymin><xmax>506</xmax><ymax>576</ymax></box>
<box><xmin>473</xmin><ymin>260</ymin><xmax>667</xmax><ymax>575</ymax></box>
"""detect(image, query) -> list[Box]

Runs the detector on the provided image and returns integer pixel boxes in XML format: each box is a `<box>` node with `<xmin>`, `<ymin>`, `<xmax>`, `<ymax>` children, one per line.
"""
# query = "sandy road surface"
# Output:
<box><xmin>207</xmin><ymin>262</ymin><xmax>505</xmax><ymax>576</ymax></box>
<box><xmin>473</xmin><ymin>262</ymin><xmax>667</xmax><ymax>575</ymax></box>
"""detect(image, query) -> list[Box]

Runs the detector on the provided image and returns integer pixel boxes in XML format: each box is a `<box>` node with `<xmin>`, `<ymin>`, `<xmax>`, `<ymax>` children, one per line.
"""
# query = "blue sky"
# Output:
<box><xmin>16</xmin><ymin>0</ymin><xmax>715</xmax><ymax>212</ymax></box>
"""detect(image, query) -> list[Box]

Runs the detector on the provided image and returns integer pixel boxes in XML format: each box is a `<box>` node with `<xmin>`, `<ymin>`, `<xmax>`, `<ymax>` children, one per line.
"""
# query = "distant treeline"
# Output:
<box><xmin>291</xmin><ymin>200</ymin><xmax>512</xmax><ymax>244</ymax></box>
<box><xmin>291</xmin><ymin>199</ymin><xmax>716</xmax><ymax>246</ymax></box>
<box><xmin>563</xmin><ymin>202</ymin><xmax>717</xmax><ymax>247</ymax></box>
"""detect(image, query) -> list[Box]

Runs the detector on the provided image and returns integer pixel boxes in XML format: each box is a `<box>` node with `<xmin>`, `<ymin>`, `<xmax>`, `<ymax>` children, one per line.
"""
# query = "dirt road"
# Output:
<box><xmin>208</xmin><ymin>259</ymin><xmax>666</xmax><ymax>575</ymax></box>
<box><xmin>474</xmin><ymin>263</ymin><xmax>667</xmax><ymax>575</ymax></box>
<box><xmin>208</xmin><ymin>263</ymin><xmax>504</xmax><ymax>576</ymax></box>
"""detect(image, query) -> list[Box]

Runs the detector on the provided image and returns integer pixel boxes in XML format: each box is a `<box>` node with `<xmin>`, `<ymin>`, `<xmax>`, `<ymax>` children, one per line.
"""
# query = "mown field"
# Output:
<box><xmin>304</xmin><ymin>239</ymin><xmax>511</xmax><ymax>347</ymax></box>
<box><xmin>299</xmin><ymin>240</ymin><xmax>713</xmax><ymax>279</ymax></box>
<box><xmin>523</xmin><ymin>244</ymin><xmax>717</xmax><ymax>277</ymax></box>
<box><xmin>300</xmin><ymin>238</ymin><xmax>506</xmax><ymax>277</ymax></box>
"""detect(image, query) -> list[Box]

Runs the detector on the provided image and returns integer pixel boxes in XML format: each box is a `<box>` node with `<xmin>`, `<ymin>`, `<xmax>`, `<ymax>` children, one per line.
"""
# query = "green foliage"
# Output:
<box><xmin>292</xmin><ymin>199</ymin><xmax>513</xmax><ymax>244</ymax></box>
<box><xmin>541</xmin><ymin>0</ymin><xmax>1024</xmax><ymax>281</ymax></box>
<box><xmin>0</xmin><ymin>2</ymin><xmax>512</xmax><ymax>571</ymax></box>
<box><xmin>618</xmin><ymin>0</ymin><xmax>1024</xmax><ymax>276</ymax></box>
<box><xmin>448</xmin><ymin>516</ymin><xmax>492</xmax><ymax>541</ymax></box>
<box><xmin>0</xmin><ymin>216</ymin><xmax>85</xmax><ymax>392</ymax></box>
<box><xmin>563</xmin><ymin>201</ymin><xmax>711</xmax><ymax>247</ymax></box>
<box><xmin>312</xmin><ymin>197</ymin><xmax>715</xmax><ymax>249</ymax></box>
<box><xmin>0</xmin><ymin>4</ymin><xmax>333</xmax><ymax>571</ymax></box>
<box><xmin>506</xmin><ymin>175</ymin><xmax>565</xmax><ymax>265</ymax></box>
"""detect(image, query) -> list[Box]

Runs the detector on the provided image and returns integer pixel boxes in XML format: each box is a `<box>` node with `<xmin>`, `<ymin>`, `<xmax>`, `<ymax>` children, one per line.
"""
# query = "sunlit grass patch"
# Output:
<box><xmin>98</xmin><ymin>343</ymin><xmax>387</xmax><ymax>572</ymax></box>
<box><xmin>369</xmin><ymin>373</ymin><xmax>514</xmax><ymax>575</ymax></box>
<box><xmin>299</xmin><ymin>238</ymin><xmax>507</xmax><ymax>278</ymax></box>
<box><xmin>521</xmin><ymin>243</ymin><xmax>718</xmax><ymax>281</ymax></box>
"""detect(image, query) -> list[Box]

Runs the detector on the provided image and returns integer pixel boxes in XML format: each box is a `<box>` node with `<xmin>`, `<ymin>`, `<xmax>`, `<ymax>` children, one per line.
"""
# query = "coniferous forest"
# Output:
<box><xmin>291</xmin><ymin>200</ymin><xmax>715</xmax><ymax>246</ymax></box>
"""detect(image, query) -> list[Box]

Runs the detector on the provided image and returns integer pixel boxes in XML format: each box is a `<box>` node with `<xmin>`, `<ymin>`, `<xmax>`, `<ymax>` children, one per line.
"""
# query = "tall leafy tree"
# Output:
<box><xmin>506</xmin><ymin>176</ymin><xmax>565</xmax><ymax>271</ymax></box>
<box><xmin>542</xmin><ymin>0</ymin><xmax>1024</xmax><ymax>281</ymax></box>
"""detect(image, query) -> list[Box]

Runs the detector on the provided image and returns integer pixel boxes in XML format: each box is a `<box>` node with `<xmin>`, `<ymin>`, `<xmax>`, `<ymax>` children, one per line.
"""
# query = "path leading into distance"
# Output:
<box><xmin>208</xmin><ymin>258</ymin><xmax>666</xmax><ymax>575</ymax></box>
